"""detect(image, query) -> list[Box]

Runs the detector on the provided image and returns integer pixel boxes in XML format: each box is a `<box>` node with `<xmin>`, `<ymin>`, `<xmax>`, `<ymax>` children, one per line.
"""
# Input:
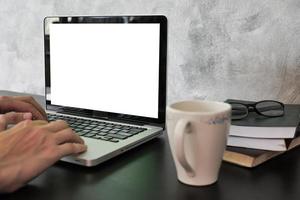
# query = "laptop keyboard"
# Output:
<box><xmin>47</xmin><ymin>113</ymin><xmax>147</xmax><ymax>143</ymax></box>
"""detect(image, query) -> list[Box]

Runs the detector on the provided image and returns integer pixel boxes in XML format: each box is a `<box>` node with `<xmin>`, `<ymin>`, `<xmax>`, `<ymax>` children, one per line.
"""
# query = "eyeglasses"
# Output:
<box><xmin>228</xmin><ymin>100</ymin><xmax>285</xmax><ymax>120</ymax></box>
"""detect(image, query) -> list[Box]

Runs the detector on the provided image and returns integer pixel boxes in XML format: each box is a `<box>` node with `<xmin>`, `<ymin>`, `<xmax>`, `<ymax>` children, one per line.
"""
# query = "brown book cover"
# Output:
<box><xmin>223</xmin><ymin>126</ymin><xmax>300</xmax><ymax>167</ymax></box>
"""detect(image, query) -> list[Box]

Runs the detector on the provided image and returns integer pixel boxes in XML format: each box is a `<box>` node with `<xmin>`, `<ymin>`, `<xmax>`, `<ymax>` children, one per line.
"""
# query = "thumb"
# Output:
<box><xmin>0</xmin><ymin>112</ymin><xmax>33</xmax><ymax>131</ymax></box>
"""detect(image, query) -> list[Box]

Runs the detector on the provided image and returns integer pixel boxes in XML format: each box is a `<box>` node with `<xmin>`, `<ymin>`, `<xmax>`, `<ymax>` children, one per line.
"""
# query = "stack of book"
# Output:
<box><xmin>222</xmin><ymin>100</ymin><xmax>300</xmax><ymax>168</ymax></box>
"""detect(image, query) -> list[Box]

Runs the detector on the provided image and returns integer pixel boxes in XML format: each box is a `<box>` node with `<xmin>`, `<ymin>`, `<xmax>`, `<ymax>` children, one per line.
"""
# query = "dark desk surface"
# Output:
<box><xmin>1</xmin><ymin>90</ymin><xmax>300</xmax><ymax>200</ymax></box>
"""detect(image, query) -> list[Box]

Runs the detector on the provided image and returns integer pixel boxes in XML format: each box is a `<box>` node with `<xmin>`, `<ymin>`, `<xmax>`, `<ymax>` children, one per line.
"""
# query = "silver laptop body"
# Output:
<box><xmin>43</xmin><ymin>16</ymin><xmax>167</xmax><ymax>167</ymax></box>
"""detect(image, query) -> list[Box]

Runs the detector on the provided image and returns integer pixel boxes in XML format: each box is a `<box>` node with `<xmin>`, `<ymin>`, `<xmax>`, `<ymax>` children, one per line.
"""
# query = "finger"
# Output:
<box><xmin>58</xmin><ymin>143</ymin><xmax>87</xmax><ymax>157</ymax></box>
<box><xmin>43</xmin><ymin>120</ymin><xmax>69</xmax><ymax>132</ymax></box>
<box><xmin>54</xmin><ymin>128</ymin><xmax>85</xmax><ymax>145</ymax></box>
<box><xmin>5</xmin><ymin>112</ymin><xmax>33</xmax><ymax>123</ymax></box>
<box><xmin>0</xmin><ymin>99</ymin><xmax>45</xmax><ymax>120</ymax></box>
<box><xmin>0</xmin><ymin>112</ymin><xmax>33</xmax><ymax>131</ymax></box>
<box><xmin>13</xmin><ymin>96</ymin><xmax>47</xmax><ymax>119</ymax></box>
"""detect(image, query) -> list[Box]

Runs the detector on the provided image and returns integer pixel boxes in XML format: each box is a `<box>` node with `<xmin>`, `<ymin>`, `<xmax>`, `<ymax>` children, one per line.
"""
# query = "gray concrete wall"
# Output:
<box><xmin>0</xmin><ymin>0</ymin><xmax>299</xmax><ymax>103</ymax></box>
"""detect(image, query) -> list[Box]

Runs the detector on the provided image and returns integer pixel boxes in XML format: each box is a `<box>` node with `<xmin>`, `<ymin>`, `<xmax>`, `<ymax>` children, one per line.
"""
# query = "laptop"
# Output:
<box><xmin>43</xmin><ymin>15</ymin><xmax>167</xmax><ymax>167</ymax></box>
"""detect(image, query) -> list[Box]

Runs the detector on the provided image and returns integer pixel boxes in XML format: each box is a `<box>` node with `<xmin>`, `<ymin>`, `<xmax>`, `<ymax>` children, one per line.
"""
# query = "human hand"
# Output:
<box><xmin>0</xmin><ymin>96</ymin><xmax>47</xmax><ymax>120</ymax></box>
<box><xmin>0</xmin><ymin>111</ymin><xmax>33</xmax><ymax>130</ymax></box>
<box><xmin>0</xmin><ymin>118</ymin><xmax>87</xmax><ymax>193</ymax></box>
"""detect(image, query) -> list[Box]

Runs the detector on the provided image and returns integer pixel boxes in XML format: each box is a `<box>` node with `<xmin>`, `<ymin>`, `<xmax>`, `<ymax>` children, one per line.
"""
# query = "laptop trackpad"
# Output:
<box><xmin>63</xmin><ymin>137</ymin><xmax>120</xmax><ymax>161</ymax></box>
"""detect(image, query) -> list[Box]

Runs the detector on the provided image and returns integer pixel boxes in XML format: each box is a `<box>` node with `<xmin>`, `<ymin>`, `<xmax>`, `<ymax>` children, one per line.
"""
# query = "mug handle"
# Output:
<box><xmin>174</xmin><ymin>119</ymin><xmax>195</xmax><ymax>177</ymax></box>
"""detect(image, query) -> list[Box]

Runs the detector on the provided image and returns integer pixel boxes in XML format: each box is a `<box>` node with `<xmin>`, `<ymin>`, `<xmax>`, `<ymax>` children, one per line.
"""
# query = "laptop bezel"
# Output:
<box><xmin>44</xmin><ymin>15</ymin><xmax>167</xmax><ymax>126</ymax></box>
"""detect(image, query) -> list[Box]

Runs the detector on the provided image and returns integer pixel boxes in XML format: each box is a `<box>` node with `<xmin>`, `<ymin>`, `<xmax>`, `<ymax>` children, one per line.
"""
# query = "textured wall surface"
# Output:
<box><xmin>0</xmin><ymin>0</ymin><xmax>299</xmax><ymax>103</ymax></box>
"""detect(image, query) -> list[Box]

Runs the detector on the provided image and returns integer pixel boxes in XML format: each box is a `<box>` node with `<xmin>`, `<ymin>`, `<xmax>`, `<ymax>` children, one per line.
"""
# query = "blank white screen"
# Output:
<box><xmin>49</xmin><ymin>23</ymin><xmax>160</xmax><ymax>118</ymax></box>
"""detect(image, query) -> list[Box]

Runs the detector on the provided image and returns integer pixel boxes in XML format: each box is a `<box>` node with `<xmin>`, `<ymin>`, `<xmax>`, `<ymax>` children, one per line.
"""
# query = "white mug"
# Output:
<box><xmin>166</xmin><ymin>100</ymin><xmax>231</xmax><ymax>186</ymax></box>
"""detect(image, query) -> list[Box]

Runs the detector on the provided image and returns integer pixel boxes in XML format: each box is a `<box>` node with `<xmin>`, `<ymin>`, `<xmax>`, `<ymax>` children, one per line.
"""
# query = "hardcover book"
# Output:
<box><xmin>226</xmin><ymin>99</ymin><xmax>300</xmax><ymax>139</ymax></box>
<box><xmin>223</xmin><ymin>146</ymin><xmax>283</xmax><ymax>168</ymax></box>
<box><xmin>223</xmin><ymin>99</ymin><xmax>300</xmax><ymax>167</ymax></box>
<box><xmin>223</xmin><ymin>131</ymin><xmax>300</xmax><ymax>168</ymax></box>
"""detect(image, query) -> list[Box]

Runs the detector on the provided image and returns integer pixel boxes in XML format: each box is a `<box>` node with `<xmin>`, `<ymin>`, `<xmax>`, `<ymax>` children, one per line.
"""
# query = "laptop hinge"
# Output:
<box><xmin>56</xmin><ymin>108</ymin><xmax>148</xmax><ymax>126</ymax></box>
<box><xmin>57</xmin><ymin>108</ymin><xmax>93</xmax><ymax>118</ymax></box>
<box><xmin>96</xmin><ymin>117</ymin><xmax>147</xmax><ymax>126</ymax></box>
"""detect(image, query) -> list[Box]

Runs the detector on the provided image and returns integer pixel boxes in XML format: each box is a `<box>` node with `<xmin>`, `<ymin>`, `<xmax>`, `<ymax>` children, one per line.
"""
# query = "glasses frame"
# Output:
<box><xmin>229</xmin><ymin>100</ymin><xmax>285</xmax><ymax>120</ymax></box>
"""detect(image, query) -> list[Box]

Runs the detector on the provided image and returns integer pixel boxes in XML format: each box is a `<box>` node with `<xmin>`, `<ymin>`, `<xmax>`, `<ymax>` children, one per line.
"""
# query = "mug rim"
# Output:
<box><xmin>167</xmin><ymin>100</ymin><xmax>231</xmax><ymax>115</ymax></box>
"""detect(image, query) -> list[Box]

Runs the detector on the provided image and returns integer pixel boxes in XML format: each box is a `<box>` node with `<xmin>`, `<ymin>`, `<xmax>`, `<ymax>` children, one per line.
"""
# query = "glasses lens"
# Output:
<box><xmin>231</xmin><ymin>103</ymin><xmax>248</xmax><ymax>120</ymax></box>
<box><xmin>256</xmin><ymin>101</ymin><xmax>284</xmax><ymax>116</ymax></box>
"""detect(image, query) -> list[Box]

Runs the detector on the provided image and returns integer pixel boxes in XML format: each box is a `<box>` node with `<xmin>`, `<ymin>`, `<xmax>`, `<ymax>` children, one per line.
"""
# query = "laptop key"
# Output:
<box><xmin>84</xmin><ymin>133</ymin><xmax>96</xmax><ymax>138</ymax></box>
<box><xmin>128</xmin><ymin>129</ymin><xmax>145</xmax><ymax>135</ymax></box>
<box><xmin>92</xmin><ymin>135</ymin><xmax>103</xmax><ymax>139</ymax></box>
<box><xmin>85</xmin><ymin>126</ymin><xmax>94</xmax><ymax>130</ymax></box>
<box><xmin>127</xmin><ymin>130</ymin><xmax>140</xmax><ymax>135</ymax></box>
<box><xmin>97</xmin><ymin>132</ymin><xmax>108</xmax><ymax>136</ymax></box>
<box><xmin>76</xmin><ymin>131</ymin><xmax>87</xmax><ymax>136</ymax></box>
<box><xmin>101</xmin><ymin>136</ymin><xmax>112</xmax><ymax>141</ymax></box>
<box><xmin>89</xmin><ymin>130</ymin><xmax>99</xmax><ymax>135</ymax></box>
<box><xmin>118</xmin><ymin>132</ymin><xmax>134</xmax><ymax>137</ymax></box>
<box><xmin>110</xmin><ymin>138</ymin><xmax>119</xmax><ymax>143</ymax></box>
<box><xmin>130</xmin><ymin>128</ymin><xmax>146</xmax><ymax>131</ymax></box>
<box><xmin>88</xmin><ymin>124</ymin><xmax>97</xmax><ymax>127</ymax></box>
<box><xmin>108</xmin><ymin>130</ymin><xmax>118</xmax><ymax>134</ymax></box>
<box><xmin>80</xmin><ymin>130</ymin><xmax>90</xmax><ymax>134</ymax></box>
<box><xmin>91</xmin><ymin>136</ymin><xmax>117</xmax><ymax>143</ymax></box>
<box><xmin>74</xmin><ymin>128</ymin><xmax>83</xmax><ymax>132</ymax></box>
<box><xmin>107</xmin><ymin>133</ymin><xmax>128</xmax><ymax>140</ymax></box>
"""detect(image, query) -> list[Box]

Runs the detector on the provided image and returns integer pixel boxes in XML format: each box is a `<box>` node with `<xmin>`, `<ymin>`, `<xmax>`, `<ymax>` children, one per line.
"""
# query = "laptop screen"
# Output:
<box><xmin>44</xmin><ymin>16</ymin><xmax>167</xmax><ymax>122</ymax></box>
